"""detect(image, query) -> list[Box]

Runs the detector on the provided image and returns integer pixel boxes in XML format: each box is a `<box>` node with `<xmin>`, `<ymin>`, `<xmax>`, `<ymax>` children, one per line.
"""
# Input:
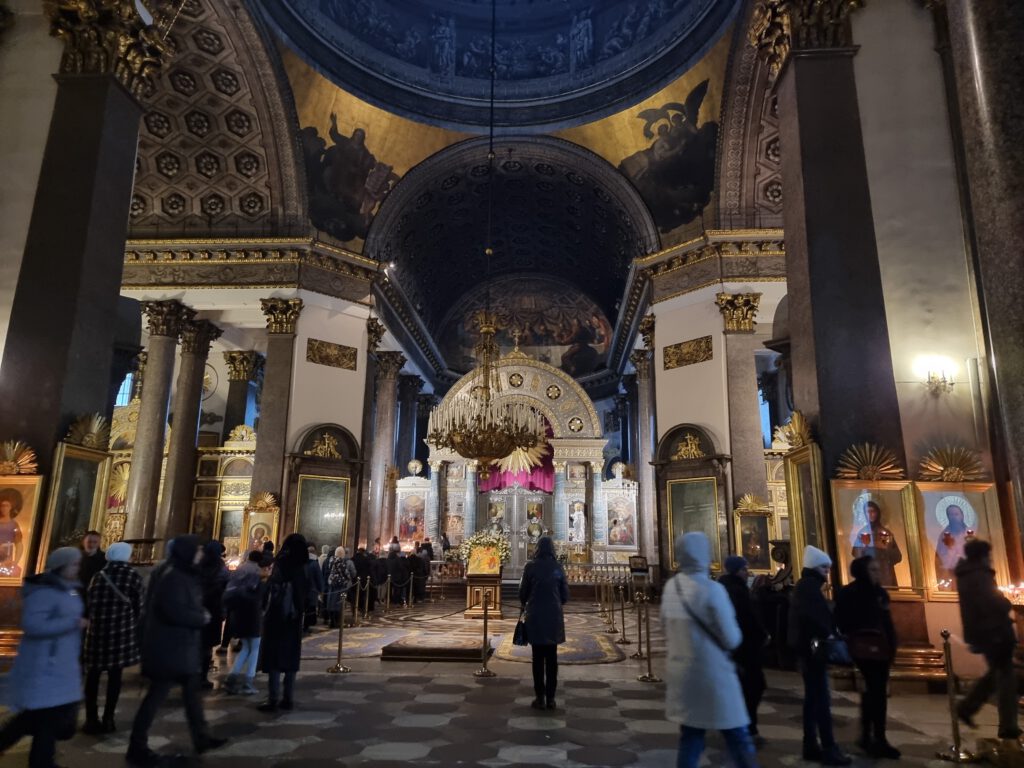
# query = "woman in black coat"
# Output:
<box><xmin>199</xmin><ymin>541</ymin><xmax>228</xmax><ymax>687</ymax></box>
<box><xmin>789</xmin><ymin>546</ymin><xmax>851</xmax><ymax>766</ymax></box>
<box><xmin>519</xmin><ymin>536</ymin><xmax>569</xmax><ymax>711</ymax></box>
<box><xmin>258</xmin><ymin>533</ymin><xmax>308</xmax><ymax>712</ymax></box>
<box><xmin>835</xmin><ymin>556</ymin><xmax>899</xmax><ymax>759</ymax></box>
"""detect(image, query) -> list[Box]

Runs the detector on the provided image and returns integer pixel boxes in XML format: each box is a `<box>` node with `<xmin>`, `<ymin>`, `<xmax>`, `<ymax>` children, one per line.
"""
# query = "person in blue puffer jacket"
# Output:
<box><xmin>0</xmin><ymin>547</ymin><xmax>86</xmax><ymax>768</ymax></box>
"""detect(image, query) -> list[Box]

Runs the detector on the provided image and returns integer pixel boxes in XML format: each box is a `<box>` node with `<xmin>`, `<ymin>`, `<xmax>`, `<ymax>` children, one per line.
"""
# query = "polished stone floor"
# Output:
<box><xmin>0</xmin><ymin>598</ymin><xmax>1005</xmax><ymax>767</ymax></box>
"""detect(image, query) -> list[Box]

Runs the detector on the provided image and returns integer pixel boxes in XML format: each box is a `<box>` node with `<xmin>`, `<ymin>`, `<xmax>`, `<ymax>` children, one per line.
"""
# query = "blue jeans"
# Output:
<box><xmin>800</xmin><ymin>657</ymin><xmax>836</xmax><ymax>750</ymax></box>
<box><xmin>678</xmin><ymin>725</ymin><xmax>759</xmax><ymax>768</ymax></box>
<box><xmin>230</xmin><ymin>637</ymin><xmax>261</xmax><ymax>680</ymax></box>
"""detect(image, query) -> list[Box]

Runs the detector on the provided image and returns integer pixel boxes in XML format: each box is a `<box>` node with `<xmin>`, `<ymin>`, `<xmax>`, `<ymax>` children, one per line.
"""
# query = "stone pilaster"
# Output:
<box><xmin>251</xmin><ymin>298</ymin><xmax>302</xmax><ymax>502</ymax></box>
<box><xmin>427</xmin><ymin>460</ymin><xmax>441</xmax><ymax>542</ymax></box>
<box><xmin>157</xmin><ymin>319</ymin><xmax>221</xmax><ymax>540</ymax></box>
<box><xmin>123</xmin><ymin>301</ymin><xmax>188</xmax><ymax>540</ymax></box>
<box><xmin>222</xmin><ymin>350</ymin><xmax>262</xmax><ymax>441</ymax></box>
<box><xmin>631</xmin><ymin>348</ymin><xmax>658</xmax><ymax>566</ymax></box>
<box><xmin>719</xmin><ymin>293</ymin><xmax>770</xmax><ymax>502</ymax></box>
<box><xmin>396</xmin><ymin>374</ymin><xmax>424</xmax><ymax>474</ymax></box>
<box><xmin>752</xmin><ymin>2</ymin><xmax>906</xmax><ymax>477</ymax></box>
<box><xmin>464</xmin><ymin>461</ymin><xmax>478</xmax><ymax>539</ymax></box>
<box><xmin>367</xmin><ymin>350</ymin><xmax>404</xmax><ymax>544</ymax></box>
<box><xmin>553</xmin><ymin>460</ymin><xmax>568</xmax><ymax>541</ymax></box>
<box><xmin>587</xmin><ymin>460</ymin><xmax>607</xmax><ymax>546</ymax></box>
<box><xmin>0</xmin><ymin>0</ymin><xmax>170</xmax><ymax>472</ymax></box>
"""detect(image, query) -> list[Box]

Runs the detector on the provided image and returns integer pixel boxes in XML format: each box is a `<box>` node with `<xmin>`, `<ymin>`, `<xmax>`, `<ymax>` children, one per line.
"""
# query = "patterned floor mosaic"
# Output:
<box><xmin>0</xmin><ymin>598</ymin><xmax>1004</xmax><ymax>767</ymax></box>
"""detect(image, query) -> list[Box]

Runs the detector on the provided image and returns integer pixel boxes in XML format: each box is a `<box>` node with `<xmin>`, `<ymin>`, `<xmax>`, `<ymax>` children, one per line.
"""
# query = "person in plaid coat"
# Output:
<box><xmin>82</xmin><ymin>542</ymin><xmax>144</xmax><ymax>734</ymax></box>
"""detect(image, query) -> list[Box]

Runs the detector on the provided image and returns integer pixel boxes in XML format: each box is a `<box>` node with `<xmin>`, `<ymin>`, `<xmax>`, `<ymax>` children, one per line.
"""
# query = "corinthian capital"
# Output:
<box><xmin>629</xmin><ymin>349</ymin><xmax>652</xmax><ymax>379</ymax></box>
<box><xmin>375</xmin><ymin>351</ymin><xmax>406</xmax><ymax>379</ymax></box>
<box><xmin>366</xmin><ymin>317</ymin><xmax>385</xmax><ymax>352</ymax></box>
<box><xmin>223</xmin><ymin>351</ymin><xmax>263</xmax><ymax>383</ymax></box>
<box><xmin>180</xmin><ymin>319</ymin><xmax>222</xmax><ymax>356</ymax></box>
<box><xmin>716</xmin><ymin>292</ymin><xmax>762</xmax><ymax>333</ymax></box>
<box><xmin>261</xmin><ymin>298</ymin><xmax>303</xmax><ymax>334</ymax></box>
<box><xmin>638</xmin><ymin>313</ymin><xmax>655</xmax><ymax>351</ymax></box>
<box><xmin>749</xmin><ymin>0</ymin><xmax>864</xmax><ymax>82</ymax></box>
<box><xmin>45</xmin><ymin>0</ymin><xmax>172</xmax><ymax>100</ymax></box>
<box><xmin>141</xmin><ymin>300</ymin><xmax>188</xmax><ymax>338</ymax></box>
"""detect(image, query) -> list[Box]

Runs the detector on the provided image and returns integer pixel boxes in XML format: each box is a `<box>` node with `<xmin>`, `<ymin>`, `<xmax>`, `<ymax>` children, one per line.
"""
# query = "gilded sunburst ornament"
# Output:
<box><xmin>66</xmin><ymin>413</ymin><xmax>110</xmax><ymax>451</ymax></box>
<box><xmin>0</xmin><ymin>441</ymin><xmax>38</xmax><ymax>475</ymax></box>
<box><xmin>774</xmin><ymin>410</ymin><xmax>812</xmax><ymax>449</ymax></box>
<box><xmin>835</xmin><ymin>443</ymin><xmax>905</xmax><ymax>480</ymax></box>
<box><xmin>919</xmin><ymin>446</ymin><xmax>985</xmax><ymax>483</ymax></box>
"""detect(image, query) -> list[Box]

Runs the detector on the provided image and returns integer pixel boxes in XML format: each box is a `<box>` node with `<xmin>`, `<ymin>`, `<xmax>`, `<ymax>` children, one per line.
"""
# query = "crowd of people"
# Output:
<box><xmin>0</xmin><ymin>526</ymin><xmax>1017</xmax><ymax>768</ymax></box>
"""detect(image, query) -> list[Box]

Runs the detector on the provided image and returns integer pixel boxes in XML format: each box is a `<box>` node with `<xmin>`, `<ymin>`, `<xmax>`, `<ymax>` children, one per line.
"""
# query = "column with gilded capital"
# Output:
<box><xmin>630</xmin><ymin>349</ymin><xmax>658</xmax><ymax>566</ymax></box>
<box><xmin>0</xmin><ymin>1</ymin><xmax>170</xmax><ymax>473</ymax></box>
<box><xmin>427</xmin><ymin>460</ymin><xmax>442</xmax><ymax>542</ymax></box>
<box><xmin>750</xmin><ymin>2</ymin><xmax>904</xmax><ymax>476</ymax></box>
<box><xmin>367</xmin><ymin>351</ymin><xmax>405</xmax><ymax>544</ymax></box>
<box><xmin>464</xmin><ymin>462</ymin><xmax>478</xmax><ymax>539</ymax></box>
<box><xmin>157</xmin><ymin>319</ymin><xmax>222</xmax><ymax>540</ymax></box>
<box><xmin>251</xmin><ymin>299</ymin><xmax>302</xmax><ymax>502</ymax></box>
<box><xmin>395</xmin><ymin>375</ymin><xmax>423</xmax><ymax>474</ymax></box>
<box><xmin>552</xmin><ymin>461</ymin><xmax>568</xmax><ymax>541</ymax></box>
<box><xmin>222</xmin><ymin>351</ymin><xmax>262</xmax><ymax>441</ymax></box>
<box><xmin>124</xmin><ymin>301</ymin><xmax>188</xmax><ymax>540</ymax></box>
<box><xmin>718</xmin><ymin>293</ymin><xmax>770</xmax><ymax>502</ymax></box>
<box><xmin>587</xmin><ymin>460</ymin><xmax>607</xmax><ymax>547</ymax></box>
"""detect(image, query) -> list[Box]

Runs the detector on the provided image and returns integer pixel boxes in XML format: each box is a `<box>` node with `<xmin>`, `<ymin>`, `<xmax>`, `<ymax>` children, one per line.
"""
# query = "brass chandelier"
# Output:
<box><xmin>425</xmin><ymin>0</ymin><xmax>545</xmax><ymax>481</ymax></box>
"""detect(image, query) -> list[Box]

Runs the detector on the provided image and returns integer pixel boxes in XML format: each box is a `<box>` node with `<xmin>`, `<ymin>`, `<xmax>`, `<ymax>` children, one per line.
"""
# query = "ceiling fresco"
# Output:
<box><xmin>262</xmin><ymin>0</ymin><xmax>739</xmax><ymax>130</ymax></box>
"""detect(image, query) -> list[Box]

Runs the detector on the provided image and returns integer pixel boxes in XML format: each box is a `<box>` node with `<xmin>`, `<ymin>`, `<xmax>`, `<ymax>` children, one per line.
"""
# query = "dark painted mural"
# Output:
<box><xmin>618</xmin><ymin>80</ymin><xmax>718</xmax><ymax>233</ymax></box>
<box><xmin>439</xmin><ymin>275</ymin><xmax>613</xmax><ymax>378</ymax></box>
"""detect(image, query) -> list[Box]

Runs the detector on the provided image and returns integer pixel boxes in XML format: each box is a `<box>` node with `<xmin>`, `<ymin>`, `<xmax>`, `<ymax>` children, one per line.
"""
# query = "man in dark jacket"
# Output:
<box><xmin>127</xmin><ymin>535</ymin><xmax>227</xmax><ymax>767</ymax></box>
<box><xmin>304</xmin><ymin>545</ymin><xmax>324</xmax><ymax>631</ymax></box>
<box><xmin>719</xmin><ymin>556</ymin><xmax>767</xmax><ymax>743</ymax></box>
<box><xmin>79</xmin><ymin>530</ymin><xmax>106</xmax><ymax>608</ymax></box>
<box><xmin>956</xmin><ymin>539</ymin><xmax>1020</xmax><ymax>739</ymax></box>
<box><xmin>351</xmin><ymin>547</ymin><xmax>375</xmax><ymax>612</ymax></box>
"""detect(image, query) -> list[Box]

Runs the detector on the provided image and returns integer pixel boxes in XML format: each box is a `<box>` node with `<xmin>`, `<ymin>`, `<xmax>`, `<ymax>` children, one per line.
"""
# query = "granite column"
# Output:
<box><xmin>367</xmin><ymin>351</ymin><xmax>404</xmax><ymax>545</ymax></box>
<box><xmin>427</xmin><ymin>460</ymin><xmax>441</xmax><ymax>542</ymax></box>
<box><xmin>553</xmin><ymin>461</ymin><xmax>568</xmax><ymax>541</ymax></box>
<box><xmin>587</xmin><ymin>460</ymin><xmax>607</xmax><ymax>547</ymax></box>
<box><xmin>631</xmin><ymin>349</ymin><xmax>658</xmax><ymax>567</ymax></box>
<box><xmin>464</xmin><ymin>462</ymin><xmax>478</xmax><ymax>539</ymax></box>
<box><xmin>250</xmin><ymin>299</ymin><xmax>302</xmax><ymax>503</ymax></box>
<box><xmin>222</xmin><ymin>351</ymin><xmax>262</xmax><ymax>441</ymax></box>
<box><xmin>156</xmin><ymin>319</ymin><xmax>221</xmax><ymax>541</ymax></box>
<box><xmin>395</xmin><ymin>375</ymin><xmax>423</xmax><ymax>474</ymax></box>
<box><xmin>124</xmin><ymin>301</ymin><xmax>188</xmax><ymax>540</ymax></box>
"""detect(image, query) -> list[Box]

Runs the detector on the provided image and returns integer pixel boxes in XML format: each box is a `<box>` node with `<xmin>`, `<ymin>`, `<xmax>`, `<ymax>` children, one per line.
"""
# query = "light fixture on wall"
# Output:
<box><xmin>913</xmin><ymin>354</ymin><xmax>956</xmax><ymax>397</ymax></box>
<box><xmin>425</xmin><ymin>0</ymin><xmax>545</xmax><ymax>480</ymax></box>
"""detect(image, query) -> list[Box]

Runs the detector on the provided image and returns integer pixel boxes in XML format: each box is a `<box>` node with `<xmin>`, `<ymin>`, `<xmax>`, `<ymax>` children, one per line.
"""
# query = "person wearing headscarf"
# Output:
<box><xmin>789</xmin><ymin>545</ymin><xmax>851</xmax><ymax>766</ymax></box>
<box><xmin>82</xmin><ymin>542</ymin><xmax>144</xmax><ymax>734</ymax></box>
<box><xmin>0</xmin><ymin>548</ymin><xmax>85</xmax><ymax>768</ymax></box>
<box><xmin>326</xmin><ymin>546</ymin><xmax>356</xmax><ymax>627</ymax></box>
<box><xmin>199</xmin><ymin>540</ymin><xmax>229</xmax><ymax>689</ymax></box>
<box><xmin>718</xmin><ymin>555</ymin><xmax>767</xmax><ymax>745</ymax></box>
<box><xmin>318</xmin><ymin>544</ymin><xmax>331</xmax><ymax>568</ymax></box>
<box><xmin>835</xmin><ymin>555</ymin><xmax>899</xmax><ymax>758</ymax></box>
<box><xmin>258</xmin><ymin>533</ymin><xmax>309</xmax><ymax>712</ymax></box>
<box><xmin>223</xmin><ymin>550</ymin><xmax>265</xmax><ymax>695</ymax></box>
<box><xmin>127</xmin><ymin>535</ymin><xmax>227</xmax><ymax>766</ymax></box>
<box><xmin>519</xmin><ymin>536</ymin><xmax>569</xmax><ymax>710</ymax></box>
<box><xmin>663</xmin><ymin>534</ymin><xmax>758</xmax><ymax>768</ymax></box>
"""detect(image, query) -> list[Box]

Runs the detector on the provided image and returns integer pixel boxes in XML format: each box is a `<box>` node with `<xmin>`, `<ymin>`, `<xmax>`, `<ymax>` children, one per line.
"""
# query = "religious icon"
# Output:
<box><xmin>39</xmin><ymin>444</ymin><xmax>110</xmax><ymax>571</ymax></box>
<box><xmin>0</xmin><ymin>476</ymin><xmax>43</xmax><ymax>585</ymax></box>
<box><xmin>567</xmin><ymin>463</ymin><xmax>587</xmax><ymax>482</ymax></box>
<box><xmin>568</xmin><ymin>500</ymin><xmax>586</xmax><ymax>543</ymax></box>
<box><xmin>399</xmin><ymin>494</ymin><xmax>425</xmax><ymax>541</ymax></box>
<box><xmin>931</xmin><ymin>495</ymin><xmax>976</xmax><ymax>589</ymax></box>
<box><xmin>606</xmin><ymin>492</ymin><xmax>637</xmax><ymax>547</ymax></box>
<box><xmin>248</xmin><ymin>524</ymin><xmax>270</xmax><ymax>553</ymax></box>
<box><xmin>850</xmin><ymin>495</ymin><xmax>904</xmax><ymax>587</ymax></box>
<box><xmin>487</xmin><ymin>500</ymin><xmax>506</xmax><ymax>534</ymax></box>
<box><xmin>666</xmin><ymin>477</ymin><xmax>721</xmax><ymax>570</ymax></box>
<box><xmin>525</xmin><ymin>501</ymin><xmax>544</xmax><ymax>542</ymax></box>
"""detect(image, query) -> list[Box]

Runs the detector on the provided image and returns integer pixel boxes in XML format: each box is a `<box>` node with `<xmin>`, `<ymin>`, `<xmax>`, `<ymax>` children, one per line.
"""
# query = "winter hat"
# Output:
<box><xmin>107</xmin><ymin>542</ymin><xmax>132</xmax><ymax>563</ymax></box>
<box><xmin>46</xmin><ymin>546</ymin><xmax>82</xmax><ymax>573</ymax></box>
<box><xmin>675</xmin><ymin>532</ymin><xmax>710</xmax><ymax>574</ymax></box>
<box><xmin>724</xmin><ymin>555</ymin><xmax>748</xmax><ymax>575</ymax></box>
<box><xmin>803</xmin><ymin>545</ymin><xmax>832</xmax><ymax>570</ymax></box>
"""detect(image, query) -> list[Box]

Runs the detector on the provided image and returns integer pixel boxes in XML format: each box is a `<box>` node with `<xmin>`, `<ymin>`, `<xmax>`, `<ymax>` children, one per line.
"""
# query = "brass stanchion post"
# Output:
<box><xmin>327</xmin><ymin>599</ymin><xmax>351</xmax><ymax>674</ymax></box>
<box><xmin>629</xmin><ymin>589</ymin><xmax>644</xmax><ymax>659</ymax></box>
<box><xmin>385</xmin><ymin>575</ymin><xmax>391</xmax><ymax>615</ymax></box>
<box><xmin>350</xmin><ymin>581</ymin><xmax>358</xmax><ymax>627</ymax></box>
<box><xmin>605</xmin><ymin>577</ymin><xmax>618</xmax><ymax>635</ymax></box>
<box><xmin>637</xmin><ymin>594</ymin><xmax>661</xmax><ymax>682</ymax></box>
<box><xmin>616</xmin><ymin>583</ymin><xmax>631</xmax><ymax>645</ymax></box>
<box><xmin>936</xmin><ymin>629</ymin><xmax>975</xmax><ymax>762</ymax></box>
<box><xmin>361</xmin><ymin>576</ymin><xmax>370</xmax><ymax>624</ymax></box>
<box><xmin>474</xmin><ymin>589</ymin><xmax>496</xmax><ymax>678</ymax></box>
<box><xmin>439</xmin><ymin>564</ymin><xmax>445</xmax><ymax>601</ymax></box>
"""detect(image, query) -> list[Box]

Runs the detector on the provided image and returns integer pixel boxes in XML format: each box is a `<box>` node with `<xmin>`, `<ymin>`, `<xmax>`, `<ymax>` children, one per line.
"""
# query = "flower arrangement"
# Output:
<box><xmin>458</xmin><ymin>529</ymin><xmax>512</xmax><ymax>565</ymax></box>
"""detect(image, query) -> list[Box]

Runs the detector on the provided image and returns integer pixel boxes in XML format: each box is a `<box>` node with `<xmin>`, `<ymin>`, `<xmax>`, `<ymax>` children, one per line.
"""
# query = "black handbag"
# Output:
<box><xmin>513</xmin><ymin>609</ymin><xmax>529</xmax><ymax>646</ymax></box>
<box><xmin>811</xmin><ymin>635</ymin><xmax>853</xmax><ymax>667</ymax></box>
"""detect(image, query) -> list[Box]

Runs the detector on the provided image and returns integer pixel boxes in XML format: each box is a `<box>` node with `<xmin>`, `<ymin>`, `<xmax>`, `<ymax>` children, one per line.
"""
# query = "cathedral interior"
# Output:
<box><xmin>0</xmin><ymin>0</ymin><xmax>1023</xmax><ymax>763</ymax></box>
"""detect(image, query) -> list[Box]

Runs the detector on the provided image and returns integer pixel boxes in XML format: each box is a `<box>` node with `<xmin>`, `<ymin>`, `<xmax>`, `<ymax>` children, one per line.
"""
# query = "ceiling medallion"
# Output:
<box><xmin>546</xmin><ymin>384</ymin><xmax>562</xmax><ymax>400</ymax></box>
<box><xmin>508</xmin><ymin>372</ymin><xmax>524</xmax><ymax>388</ymax></box>
<box><xmin>568</xmin><ymin>417</ymin><xmax>584</xmax><ymax>433</ymax></box>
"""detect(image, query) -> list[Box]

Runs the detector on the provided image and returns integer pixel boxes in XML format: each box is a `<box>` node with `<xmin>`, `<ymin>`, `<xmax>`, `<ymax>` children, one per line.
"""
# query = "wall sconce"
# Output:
<box><xmin>913</xmin><ymin>354</ymin><xmax>957</xmax><ymax>397</ymax></box>
<box><xmin>925</xmin><ymin>371</ymin><xmax>954</xmax><ymax>396</ymax></box>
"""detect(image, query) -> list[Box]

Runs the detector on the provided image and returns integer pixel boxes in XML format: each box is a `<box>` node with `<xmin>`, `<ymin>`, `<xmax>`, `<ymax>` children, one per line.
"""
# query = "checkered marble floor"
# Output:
<box><xmin>0</xmin><ymin>599</ymin><xmax>1004</xmax><ymax>767</ymax></box>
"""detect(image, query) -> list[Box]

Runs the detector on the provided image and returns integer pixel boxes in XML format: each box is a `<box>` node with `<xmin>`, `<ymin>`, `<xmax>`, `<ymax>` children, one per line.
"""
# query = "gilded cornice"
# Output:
<box><xmin>749</xmin><ymin>0</ymin><xmax>865</xmax><ymax>83</ymax></box>
<box><xmin>45</xmin><ymin>0</ymin><xmax>171</xmax><ymax>100</ymax></box>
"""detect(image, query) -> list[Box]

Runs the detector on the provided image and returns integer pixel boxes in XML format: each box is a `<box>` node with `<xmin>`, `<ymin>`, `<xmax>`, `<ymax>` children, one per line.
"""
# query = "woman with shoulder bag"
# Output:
<box><xmin>789</xmin><ymin>546</ymin><xmax>852</xmax><ymax>766</ymax></box>
<box><xmin>519</xmin><ymin>536</ymin><xmax>569</xmax><ymax>710</ymax></box>
<box><xmin>835</xmin><ymin>555</ymin><xmax>900</xmax><ymax>759</ymax></box>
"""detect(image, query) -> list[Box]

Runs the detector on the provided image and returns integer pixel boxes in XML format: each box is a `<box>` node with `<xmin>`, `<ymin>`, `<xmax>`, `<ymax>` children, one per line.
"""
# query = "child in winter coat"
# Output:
<box><xmin>223</xmin><ymin>550</ymin><xmax>264</xmax><ymax>694</ymax></box>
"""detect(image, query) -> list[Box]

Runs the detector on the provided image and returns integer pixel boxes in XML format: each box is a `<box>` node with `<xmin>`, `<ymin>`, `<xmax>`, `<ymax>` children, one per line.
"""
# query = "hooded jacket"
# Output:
<box><xmin>519</xmin><ymin>537</ymin><xmax>569</xmax><ymax>646</ymax></box>
<box><xmin>260</xmin><ymin>533</ymin><xmax>308</xmax><ymax>673</ymax></box>
<box><xmin>660</xmin><ymin>532</ymin><xmax>747</xmax><ymax>730</ymax></box>
<box><xmin>5</xmin><ymin>572</ymin><xmax>84</xmax><ymax>711</ymax></box>
<box><xmin>956</xmin><ymin>556</ymin><xmax>1015</xmax><ymax>650</ymax></box>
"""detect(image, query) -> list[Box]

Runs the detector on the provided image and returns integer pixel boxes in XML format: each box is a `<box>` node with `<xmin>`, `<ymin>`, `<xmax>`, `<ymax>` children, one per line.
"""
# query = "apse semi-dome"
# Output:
<box><xmin>260</xmin><ymin>0</ymin><xmax>740</xmax><ymax>131</ymax></box>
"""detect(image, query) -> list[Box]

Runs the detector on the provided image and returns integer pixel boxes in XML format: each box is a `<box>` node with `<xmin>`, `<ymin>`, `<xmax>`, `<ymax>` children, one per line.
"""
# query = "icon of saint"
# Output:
<box><xmin>851</xmin><ymin>500</ymin><xmax>903</xmax><ymax>587</ymax></box>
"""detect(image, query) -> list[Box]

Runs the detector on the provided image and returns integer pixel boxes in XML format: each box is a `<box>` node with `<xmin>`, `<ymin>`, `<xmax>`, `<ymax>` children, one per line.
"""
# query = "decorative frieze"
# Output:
<box><xmin>716</xmin><ymin>292</ymin><xmax>762</xmax><ymax>333</ymax></box>
<box><xmin>45</xmin><ymin>0</ymin><xmax>172</xmax><ymax>100</ymax></box>
<box><xmin>260</xmin><ymin>298</ymin><xmax>303</xmax><ymax>334</ymax></box>
<box><xmin>306</xmin><ymin>338</ymin><xmax>357</xmax><ymax>371</ymax></box>
<box><xmin>223</xmin><ymin>351</ymin><xmax>262</xmax><ymax>382</ymax></box>
<box><xmin>664</xmin><ymin>336</ymin><xmax>714</xmax><ymax>370</ymax></box>
<box><xmin>749</xmin><ymin>0</ymin><xmax>865</xmax><ymax>82</ymax></box>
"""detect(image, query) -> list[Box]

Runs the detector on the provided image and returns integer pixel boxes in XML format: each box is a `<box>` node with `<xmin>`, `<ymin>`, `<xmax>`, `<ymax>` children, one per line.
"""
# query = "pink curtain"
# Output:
<box><xmin>477</xmin><ymin>424</ymin><xmax>554</xmax><ymax>493</ymax></box>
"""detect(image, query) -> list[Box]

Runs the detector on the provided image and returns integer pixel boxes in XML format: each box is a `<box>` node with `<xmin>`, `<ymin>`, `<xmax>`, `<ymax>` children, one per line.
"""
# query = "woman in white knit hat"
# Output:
<box><xmin>789</xmin><ymin>545</ymin><xmax>851</xmax><ymax>766</ymax></box>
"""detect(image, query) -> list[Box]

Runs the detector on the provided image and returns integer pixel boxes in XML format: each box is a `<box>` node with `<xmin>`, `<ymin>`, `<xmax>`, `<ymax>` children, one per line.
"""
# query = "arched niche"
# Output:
<box><xmin>284</xmin><ymin>423</ymin><xmax>364</xmax><ymax>551</ymax></box>
<box><xmin>654</xmin><ymin>423</ymin><xmax>731</xmax><ymax>577</ymax></box>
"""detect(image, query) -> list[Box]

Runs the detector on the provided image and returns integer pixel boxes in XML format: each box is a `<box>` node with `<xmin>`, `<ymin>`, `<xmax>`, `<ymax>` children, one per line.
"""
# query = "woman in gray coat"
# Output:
<box><xmin>519</xmin><ymin>536</ymin><xmax>569</xmax><ymax>710</ymax></box>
